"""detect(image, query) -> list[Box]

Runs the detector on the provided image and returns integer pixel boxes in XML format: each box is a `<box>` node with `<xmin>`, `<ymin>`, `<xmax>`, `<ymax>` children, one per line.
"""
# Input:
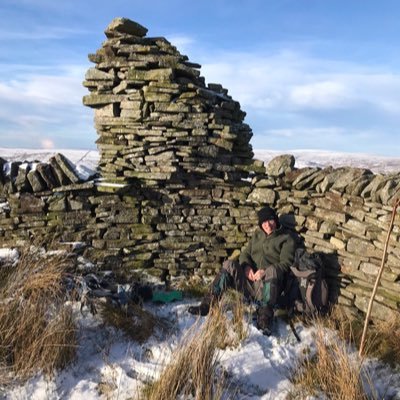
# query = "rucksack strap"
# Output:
<box><xmin>290</xmin><ymin>266</ymin><xmax>315</xmax><ymax>279</ymax></box>
<box><xmin>305</xmin><ymin>279</ymin><xmax>316</xmax><ymax>313</ymax></box>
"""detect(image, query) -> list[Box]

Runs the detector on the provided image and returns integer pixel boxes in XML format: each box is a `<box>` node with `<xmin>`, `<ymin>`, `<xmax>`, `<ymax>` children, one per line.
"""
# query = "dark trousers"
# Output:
<box><xmin>211</xmin><ymin>260</ymin><xmax>286</xmax><ymax>308</ymax></box>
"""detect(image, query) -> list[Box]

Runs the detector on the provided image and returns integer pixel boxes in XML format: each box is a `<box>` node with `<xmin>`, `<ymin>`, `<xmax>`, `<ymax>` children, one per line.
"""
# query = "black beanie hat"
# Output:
<box><xmin>257</xmin><ymin>206</ymin><xmax>279</xmax><ymax>227</ymax></box>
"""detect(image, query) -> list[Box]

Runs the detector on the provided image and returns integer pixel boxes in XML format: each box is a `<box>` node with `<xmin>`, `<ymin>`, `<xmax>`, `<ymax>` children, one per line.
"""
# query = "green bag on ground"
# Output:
<box><xmin>151</xmin><ymin>290</ymin><xmax>183</xmax><ymax>303</ymax></box>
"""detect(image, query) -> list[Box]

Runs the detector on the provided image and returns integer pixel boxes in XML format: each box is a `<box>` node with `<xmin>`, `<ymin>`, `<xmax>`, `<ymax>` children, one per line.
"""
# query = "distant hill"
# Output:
<box><xmin>254</xmin><ymin>149</ymin><xmax>400</xmax><ymax>174</ymax></box>
<box><xmin>1</xmin><ymin>147</ymin><xmax>399</xmax><ymax>175</ymax></box>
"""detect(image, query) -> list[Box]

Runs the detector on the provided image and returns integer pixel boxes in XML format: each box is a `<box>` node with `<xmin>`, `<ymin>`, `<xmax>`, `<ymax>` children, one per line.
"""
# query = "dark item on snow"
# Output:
<box><xmin>255</xmin><ymin>305</ymin><xmax>274</xmax><ymax>336</ymax></box>
<box><xmin>279</xmin><ymin>248</ymin><xmax>329</xmax><ymax>317</ymax></box>
<box><xmin>188</xmin><ymin>294</ymin><xmax>213</xmax><ymax>316</ymax></box>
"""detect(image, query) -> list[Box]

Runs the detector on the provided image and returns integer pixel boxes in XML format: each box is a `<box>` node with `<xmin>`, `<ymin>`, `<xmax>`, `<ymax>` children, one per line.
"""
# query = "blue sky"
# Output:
<box><xmin>1</xmin><ymin>0</ymin><xmax>400</xmax><ymax>156</ymax></box>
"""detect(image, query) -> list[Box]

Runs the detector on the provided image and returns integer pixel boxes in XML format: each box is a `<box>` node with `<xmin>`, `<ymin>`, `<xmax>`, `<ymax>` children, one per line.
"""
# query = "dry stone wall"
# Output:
<box><xmin>1</xmin><ymin>18</ymin><xmax>400</xmax><ymax>319</ymax></box>
<box><xmin>261</xmin><ymin>155</ymin><xmax>400</xmax><ymax>319</ymax></box>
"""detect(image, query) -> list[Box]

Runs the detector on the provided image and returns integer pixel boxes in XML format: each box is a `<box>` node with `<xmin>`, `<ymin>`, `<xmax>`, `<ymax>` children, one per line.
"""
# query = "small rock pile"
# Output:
<box><xmin>0</xmin><ymin>153</ymin><xmax>83</xmax><ymax>194</ymax></box>
<box><xmin>83</xmin><ymin>17</ymin><xmax>256</xmax><ymax>185</ymax></box>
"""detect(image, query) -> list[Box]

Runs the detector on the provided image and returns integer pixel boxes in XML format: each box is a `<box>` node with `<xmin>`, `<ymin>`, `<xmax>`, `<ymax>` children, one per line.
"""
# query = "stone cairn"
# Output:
<box><xmin>83</xmin><ymin>18</ymin><xmax>259</xmax><ymax>186</ymax></box>
<box><xmin>82</xmin><ymin>17</ymin><xmax>263</xmax><ymax>276</ymax></box>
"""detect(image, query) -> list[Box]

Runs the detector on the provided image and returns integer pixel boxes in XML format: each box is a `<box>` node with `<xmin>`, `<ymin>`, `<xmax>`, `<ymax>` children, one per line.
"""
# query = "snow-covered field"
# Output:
<box><xmin>254</xmin><ymin>149</ymin><xmax>400</xmax><ymax>174</ymax></box>
<box><xmin>1</xmin><ymin>148</ymin><xmax>400</xmax><ymax>399</ymax></box>
<box><xmin>3</xmin><ymin>298</ymin><xmax>399</xmax><ymax>400</ymax></box>
<box><xmin>1</xmin><ymin>147</ymin><xmax>400</xmax><ymax>175</ymax></box>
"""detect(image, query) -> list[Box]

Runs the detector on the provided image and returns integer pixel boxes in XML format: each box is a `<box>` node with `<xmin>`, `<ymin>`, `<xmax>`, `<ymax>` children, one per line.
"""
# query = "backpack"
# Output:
<box><xmin>282</xmin><ymin>248</ymin><xmax>329</xmax><ymax>316</ymax></box>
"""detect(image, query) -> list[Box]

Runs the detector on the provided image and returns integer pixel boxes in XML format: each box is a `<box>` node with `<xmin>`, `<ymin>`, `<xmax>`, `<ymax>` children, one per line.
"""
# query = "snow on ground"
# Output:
<box><xmin>2</xmin><ymin>298</ymin><xmax>400</xmax><ymax>400</ymax></box>
<box><xmin>254</xmin><ymin>149</ymin><xmax>400</xmax><ymax>174</ymax></box>
<box><xmin>1</xmin><ymin>147</ymin><xmax>400</xmax><ymax>176</ymax></box>
<box><xmin>0</xmin><ymin>248</ymin><xmax>19</xmax><ymax>264</ymax></box>
<box><xmin>0</xmin><ymin>148</ymin><xmax>99</xmax><ymax>181</ymax></box>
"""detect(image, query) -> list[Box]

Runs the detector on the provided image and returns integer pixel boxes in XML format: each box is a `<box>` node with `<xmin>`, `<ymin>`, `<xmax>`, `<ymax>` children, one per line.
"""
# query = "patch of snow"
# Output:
<box><xmin>3</xmin><ymin>162</ymin><xmax>11</xmax><ymax>177</ymax></box>
<box><xmin>95</xmin><ymin>179</ymin><xmax>128</xmax><ymax>188</ymax></box>
<box><xmin>0</xmin><ymin>201</ymin><xmax>10</xmax><ymax>212</ymax></box>
<box><xmin>0</xmin><ymin>248</ymin><xmax>19</xmax><ymax>263</ymax></box>
<box><xmin>3</xmin><ymin>300</ymin><xmax>400</xmax><ymax>400</ymax></box>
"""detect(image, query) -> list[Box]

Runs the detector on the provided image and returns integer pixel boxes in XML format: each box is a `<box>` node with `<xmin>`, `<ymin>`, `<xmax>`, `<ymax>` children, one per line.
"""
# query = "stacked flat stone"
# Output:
<box><xmin>0</xmin><ymin>153</ymin><xmax>84</xmax><ymax>194</ymax></box>
<box><xmin>252</xmin><ymin>155</ymin><xmax>400</xmax><ymax>320</ymax></box>
<box><xmin>83</xmin><ymin>18</ymin><xmax>254</xmax><ymax>185</ymax></box>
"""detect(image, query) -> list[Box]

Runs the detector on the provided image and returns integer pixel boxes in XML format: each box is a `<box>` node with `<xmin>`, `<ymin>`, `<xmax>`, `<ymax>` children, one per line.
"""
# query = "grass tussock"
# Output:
<box><xmin>140</xmin><ymin>303</ymin><xmax>234</xmax><ymax>400</ymax></box>
<box><xmin>289</xmin><ymin>312</ymin><xmax>376</xmax><ymax>400</ymax></box>
<box><xmin>325</xmin><ymin>306</ymin><xmax>400</xmax><ymax>367</ymax></box>
<box><xmin>99</xmin><ymin>302</ymin><xmax>165</xmax><ymax>343</ymax></box>
<box><xmin>372</xmin><ymin>312</ymin><xmax>400</xmax><ymax>366</ymax></box>
<box><xmin>0</xmin><ymin>249</ymin><xmax>77</xmax><ymax>383</ymax></box>
<box><xmin>219</xmin><ymin>289</ymin><xmax>250</xmax><ymax>347</ymax></box>
<box><xmin>174</xmin><ymin>275</ymin><xmax>209</xmax><ymax>298</ymax></box>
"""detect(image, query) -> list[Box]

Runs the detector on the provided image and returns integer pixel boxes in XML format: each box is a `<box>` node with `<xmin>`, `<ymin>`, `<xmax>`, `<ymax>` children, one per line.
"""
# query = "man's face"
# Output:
<box><xmin>261</xmin><ymin>219</ymin><xmax>277</xmax><ymax>235</ymax></box>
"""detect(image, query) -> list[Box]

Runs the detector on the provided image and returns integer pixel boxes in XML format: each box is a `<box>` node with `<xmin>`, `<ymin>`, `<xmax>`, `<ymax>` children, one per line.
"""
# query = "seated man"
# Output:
<box><xmin>188</xmin><ymin>206</ymin><xmax>296</xmax><ymax>335</ymax></box>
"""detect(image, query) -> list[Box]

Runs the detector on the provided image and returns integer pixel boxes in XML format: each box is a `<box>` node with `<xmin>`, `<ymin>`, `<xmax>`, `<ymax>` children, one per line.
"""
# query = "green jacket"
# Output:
<box><xmin>239</xmin><ymin>226</ymin><xmax>296</xmax><ymax>273</ymax></box>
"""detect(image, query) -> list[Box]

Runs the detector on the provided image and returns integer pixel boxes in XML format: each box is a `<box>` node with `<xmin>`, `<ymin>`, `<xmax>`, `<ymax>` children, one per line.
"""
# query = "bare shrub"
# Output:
<box><xmin>0</xmin><ymin>249</ymin><xmax>77</xmax><ymax>383</ymax></box>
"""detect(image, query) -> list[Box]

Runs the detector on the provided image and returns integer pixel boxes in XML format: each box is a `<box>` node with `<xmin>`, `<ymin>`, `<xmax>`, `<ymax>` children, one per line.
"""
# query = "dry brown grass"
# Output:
<box><xmin>219</xmin><ymin>289</ymin><xmax>250</xmax><ymax>347</ymax></box>
<box><xmin>173</xmin><ymin>275</ymin><xmax>209</xmax><ymax>298</ymax></box>
<box><xmin>372</xmin><ymin>312</ymin><xmax>400</xmax><ymax>366</ymax></box>
<box><xmin>0</xmin><ymin>249</ymin><xmax>77</xmax><ymax>384</ymax></box>
<box><xmin>99</xmin><ymin>301</ymin><xmax>166</xmax><ymax>344</ymax></box>
<box><xmin>289</xmin><ymin>313</ymin><xmax>375</xmax><ymax>400</ymax></box>
<box><xmin>324</xmin><ymin>306</ymin><xmax>400</xmax><ymax>367</ymax></box>
<box><xmin>139</xmin><ymin>301</ymin><xmax>240</xmax><ymax>400</ymax></box>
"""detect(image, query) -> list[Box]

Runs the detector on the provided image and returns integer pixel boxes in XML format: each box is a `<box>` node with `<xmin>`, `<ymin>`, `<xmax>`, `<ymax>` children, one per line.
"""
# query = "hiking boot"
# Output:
<box><xmin>188</xmin><ymin>295</ymin><xmax>212</xmax><ymax>316</ymax></box>
<box><xmin>256</xmin><ymin>305</ymin><xmax>274</xmax><ymax>336</ymax></box>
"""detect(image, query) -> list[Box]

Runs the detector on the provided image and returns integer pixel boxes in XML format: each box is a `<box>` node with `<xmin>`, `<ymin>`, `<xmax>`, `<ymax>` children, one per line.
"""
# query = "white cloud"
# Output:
<box><xmin>0</xmin><ymin>65</ymin><xmax>87</xmax><ymax>107</ymax></box>
<box><xmin>0</xmin><ymin>64</ymin><xmax>94</xmax><ymax>148</ymax></box>
<box><xmin>199</xmin><ymin>50</ymin><xmax>400</xmax><ymax>116</ymax></box>
<box><xmin>289</xmin><ymin>81</ymin><xmax>348</xmax><ymax>109</ymax></box>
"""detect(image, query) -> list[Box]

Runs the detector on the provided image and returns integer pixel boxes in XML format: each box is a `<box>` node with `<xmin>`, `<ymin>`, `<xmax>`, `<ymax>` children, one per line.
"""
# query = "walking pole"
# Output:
<box><xmin>359</xmin><ymin>197</ymin><xmax>400</xmax><ymax>357</ymax></box>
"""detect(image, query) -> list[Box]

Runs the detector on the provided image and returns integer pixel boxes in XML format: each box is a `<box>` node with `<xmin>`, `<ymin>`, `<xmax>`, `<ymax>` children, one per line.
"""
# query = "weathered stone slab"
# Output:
<box><xmin>83</xmin><ymin>94</ymin><xmax>125</xmax><ymax>106</ymax></box>
<box><xmin>19</xmin><ymin>193</ymin><xmax>46</xmax><ymax>213</ymax></box>
<box><xmin>85</xmin><ymin>68</ymin><xmax>115</xmax><ymax>81</ymax></box>
<box><xmin>347</xmin><ymin>237</ymin><xmax>382</xmax><ymax>259</ymax></box>
<box><xmin>361</xmin><ymin>175</ymin><xmax>386</xmax><ymax>199</ymax></box>
<box><xmin>105</xmin><ymin>18</ymin><xmax>148</xmax><ymax>38</ymax></box>
<box><xmin>313</xmin><ymin>207</ymin><xmax>346</xmax><ymax>223</ymax></box>
<box><xmin>330</xmin><ymin>168</ymin><xmax>371</xmax><ymax>191</ymax></box>
<box><xmin>54</xmin><ymin>154</ymin><xmax>80</xmax><ymax>184</ymax></box>
<box><xmin>266</xmin><ymin>154</ymin><xmax>295</xmax><ymax>177</ymax></box>
<box><xmin>354</xmin><ymin>294</ymin><xmax>397</xmax><ymax>320</ymax></box>
<box><xmin>37</xmin><ymin>163</ymin><xmax>58</xmax><ymax>189</ymax></box>
<box><xmin>15</xmin><ymin>164</ymin><xmax>30</xmax><ymax>191</ymax></box>
<box><xmin>128</xmin><ymin>68</ymin><xmax>173</xmax><ymax>82</ymax></box>
<box><xmin>247</xmin><ymin>188</ymin><xmax>276</xmax><ymax>204</ymax></box>
<box><xmin>27</xmin><ymin>170</ymin><xmax>46</xmax><ymax>192</ymax></box>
